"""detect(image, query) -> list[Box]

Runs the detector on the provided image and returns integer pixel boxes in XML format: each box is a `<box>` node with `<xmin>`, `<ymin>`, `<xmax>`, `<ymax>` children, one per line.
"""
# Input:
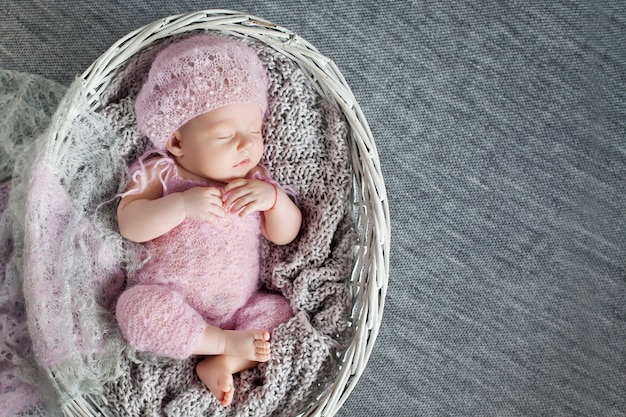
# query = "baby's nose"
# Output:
<box><xmin>237</xmin><ymin>134</ymin><xmax>253</xmax><ymax>151</ymax></box>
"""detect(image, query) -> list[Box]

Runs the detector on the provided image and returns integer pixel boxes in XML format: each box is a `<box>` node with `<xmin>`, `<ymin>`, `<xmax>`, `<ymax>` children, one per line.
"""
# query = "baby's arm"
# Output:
<box><xmin>117</xmin><ymin>170</ymin><xmax>183</xmax><ymax>242</ymax></box>
<box><xmin>261</xmin><ymin>186</ymin><xmax>302</xmax><ymax>245</ymax></box>
<box><xmin>117</xmin><ymin>164</ymin><xmax>226</xmax><ymax>242</ymax></box>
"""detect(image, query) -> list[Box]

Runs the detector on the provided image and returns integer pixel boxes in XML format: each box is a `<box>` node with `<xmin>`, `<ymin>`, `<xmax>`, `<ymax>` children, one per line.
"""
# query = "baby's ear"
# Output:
<box><xmin>166</xmin><ymin>131</ymin><xmax>184</xmax><ymax>156</ymax></box>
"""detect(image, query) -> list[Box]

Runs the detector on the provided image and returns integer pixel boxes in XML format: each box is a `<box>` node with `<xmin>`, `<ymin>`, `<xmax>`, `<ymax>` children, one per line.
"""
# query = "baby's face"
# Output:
<box><xmin>172</xmin><ymin>103</ymin><xmax>264</xmax><ymax>182</ymax></box>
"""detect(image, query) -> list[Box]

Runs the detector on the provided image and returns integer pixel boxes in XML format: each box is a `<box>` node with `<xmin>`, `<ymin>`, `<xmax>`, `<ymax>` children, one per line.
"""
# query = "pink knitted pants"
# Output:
<box><xmin>116</xmin><ymin>284</ymin><xmax>293</xmax><ymax>360</ymax></box>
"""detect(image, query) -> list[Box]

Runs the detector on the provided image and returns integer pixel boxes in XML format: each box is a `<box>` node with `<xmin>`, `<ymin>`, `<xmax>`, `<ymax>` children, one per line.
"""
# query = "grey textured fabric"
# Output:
<box><xmin>0</xmin><ymin>1</ymin><xmax>624</xmax><ymax>417</ymax></box>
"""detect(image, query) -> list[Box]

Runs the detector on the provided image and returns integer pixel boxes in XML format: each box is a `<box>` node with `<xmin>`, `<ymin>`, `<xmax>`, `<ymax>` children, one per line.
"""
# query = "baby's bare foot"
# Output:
<box><xmin>196</xmin><ymin>357</ymin><xmax>235</xmax><ymax>407</ymax></box>
<box><xmin>223</xmin><ymin>329</ymin><xmax>271</xmax><ymax>362</ymax></box>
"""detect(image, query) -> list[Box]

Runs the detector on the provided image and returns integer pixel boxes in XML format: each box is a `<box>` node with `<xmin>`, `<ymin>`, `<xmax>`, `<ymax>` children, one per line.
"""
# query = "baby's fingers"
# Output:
<box><xmin>223</xmin><ymin>187</ymin><xmax>252</xmax><ymax>209</ymax></box>
<box><xmin>183</xmin><ymin>187</ymin><xmax>227</xmax><ymax>220</ymax></box>
<box><xmin>227</xmin><ymin>193</ymin><xmax>258</xmax><ymax>216</ymax></box>
<box><xmin>204</xmin><ymin>203</ymin><xmax>228</xmax><ymax>222</ymax></box>
<box><xmin>223</xmin><ymin>179</ymin><xmax>248</xmax><ymax>194</ymax></box>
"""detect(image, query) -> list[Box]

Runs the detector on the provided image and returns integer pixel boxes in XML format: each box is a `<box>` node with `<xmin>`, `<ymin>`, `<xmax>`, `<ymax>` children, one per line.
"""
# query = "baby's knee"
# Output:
<box><xmin>117</xmin><ymin>285</ymin><xmax>166</xmax><ymax>322</ymax></box>
<box><xmin>115</xmin><ymin>284</ymin><xmax>206</xmax><ymax>359</ymax></box>
<box><xmin>236</xmin><ymin>292</ymin><xmax>294</xmax><ymax>332</ymax></box>
<box><xmin>116</xmin><ymin>285</ymin><xmax>162</xmax><ymax>345</ymax></box>
<box><xmin>267</xmin><ymin>294</ymin><xmax>293</xmax><ymax>323</ymax></box>
<box><xmin>115</xmin><ymin>285</ymin><xmax>145</xmax><ymax>327</ymax></box>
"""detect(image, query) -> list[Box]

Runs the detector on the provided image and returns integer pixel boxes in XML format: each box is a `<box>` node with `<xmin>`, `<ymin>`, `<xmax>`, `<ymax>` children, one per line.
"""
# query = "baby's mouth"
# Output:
<box><xmin>234</xmin><ymin>158</ymin><xmax>250</xmax><ymax>168</ymax></box>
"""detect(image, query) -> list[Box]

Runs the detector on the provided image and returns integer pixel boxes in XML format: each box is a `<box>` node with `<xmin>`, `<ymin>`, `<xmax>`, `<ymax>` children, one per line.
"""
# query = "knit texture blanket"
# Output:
<box><xmin>0</xmin><ymin>35</ymin><xmax>356</xmax><ymax>417</ymax></box>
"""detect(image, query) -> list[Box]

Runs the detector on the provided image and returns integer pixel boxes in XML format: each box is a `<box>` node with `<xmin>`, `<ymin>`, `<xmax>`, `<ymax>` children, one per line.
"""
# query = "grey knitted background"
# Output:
<box><xmin>1</xmin><ymin>1</ymin><xmax>624</xmax><ymax>417</ymax></box>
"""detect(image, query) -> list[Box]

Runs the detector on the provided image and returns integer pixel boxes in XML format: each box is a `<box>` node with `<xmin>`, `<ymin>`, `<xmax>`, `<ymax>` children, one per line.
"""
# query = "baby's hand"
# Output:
<box><xmin>182</xmin><ymin>186</ymin><xmax>227</xmax><ymax>223</ymax></box>
<box><xmin>223</xmin><ymin>179</ymin><xmax>276</xmax><ymax>217</ymax></box>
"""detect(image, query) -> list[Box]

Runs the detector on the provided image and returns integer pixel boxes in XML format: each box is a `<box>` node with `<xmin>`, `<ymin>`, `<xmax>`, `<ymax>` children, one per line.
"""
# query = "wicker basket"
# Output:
<box><xmin>44</xmin><ymin>9</ymin><xmax>390</xmax><ymax>417</ymax></box>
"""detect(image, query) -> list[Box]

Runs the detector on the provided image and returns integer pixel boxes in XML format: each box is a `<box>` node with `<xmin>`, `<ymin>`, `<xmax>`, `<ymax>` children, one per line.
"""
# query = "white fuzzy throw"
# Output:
<box><xmin>0</xmin><ymin>36</ymin><xmax>356</xmax><ymax>417</ymax></box>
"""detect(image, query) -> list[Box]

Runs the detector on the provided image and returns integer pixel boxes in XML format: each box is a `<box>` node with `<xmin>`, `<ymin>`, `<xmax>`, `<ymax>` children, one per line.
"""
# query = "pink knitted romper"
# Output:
<box><xmin>115</xmin><ymin>161</ymin><xmax>294</xmax><ymax>360</ymax></box>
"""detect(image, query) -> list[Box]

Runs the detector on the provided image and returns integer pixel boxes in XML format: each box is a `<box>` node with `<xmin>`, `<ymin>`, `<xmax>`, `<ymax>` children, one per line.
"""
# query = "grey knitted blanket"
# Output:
<box><xmin>0</xmin><ymin>36</ymin><xmax>355</xmax><ymax>417</ymax></box>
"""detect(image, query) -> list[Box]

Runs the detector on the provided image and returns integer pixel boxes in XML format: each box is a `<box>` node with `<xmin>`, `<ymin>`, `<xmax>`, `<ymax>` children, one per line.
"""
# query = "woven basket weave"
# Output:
<box><xmin>43</xmin><ymin>10</ymin><xmax>390</xmax><ymax>417</ymax></box>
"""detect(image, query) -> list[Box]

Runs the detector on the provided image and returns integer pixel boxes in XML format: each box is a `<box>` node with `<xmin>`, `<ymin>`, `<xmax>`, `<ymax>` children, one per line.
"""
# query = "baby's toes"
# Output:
<box><xmin>254</xmin><ymin>343</ymin><xmax>271</xmax><ymax>361</ymax></box>
<box><xmin>216</xmin><ymin>375</ymin><xmax>234</xmax><ymax>406</ymax></box>
<box><xmin>217</xmin><ymin>375</ymin><xmax>232</xmax><ymax>392</ymax></box>
<box><xmin>254</xmin><ymin>339</ymin><xmax>271</xmax><ymax>351</ymax></box>
<box><xmin>220</xmin><ymin>386</ymin><xmax>234</xmax><ymax>407</ymax></box>
<box><xmin>253</xmin><ymin>330</ymin><xmax>270</xmax><ymax>342</ymax></box>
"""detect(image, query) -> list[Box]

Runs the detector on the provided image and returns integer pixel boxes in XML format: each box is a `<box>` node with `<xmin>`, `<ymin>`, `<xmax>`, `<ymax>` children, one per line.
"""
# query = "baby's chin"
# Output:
<box><xmin>244</xmin><ymin>165</ymin><xmax>264</xmax><ymax>178</ymax></box>
<box><xmin>176</xmin><ymin>162</ymin><xmax>261</xmax><ymax>184</ymax></box>
<box><xmin>218</xmin><ymin>166</ymin><xmax>261</xmax><ymax>183</ymax></box>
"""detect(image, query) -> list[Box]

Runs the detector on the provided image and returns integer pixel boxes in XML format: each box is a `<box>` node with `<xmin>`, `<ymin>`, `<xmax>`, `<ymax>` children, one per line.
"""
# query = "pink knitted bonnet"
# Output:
<box><xmin>135</xmin><ymin>33</ymin><xmax>268</xmax><ymax>149</ymax></box>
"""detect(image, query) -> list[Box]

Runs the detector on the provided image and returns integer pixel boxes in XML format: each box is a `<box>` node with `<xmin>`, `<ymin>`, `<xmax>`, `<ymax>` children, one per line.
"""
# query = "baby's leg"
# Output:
<box><xmin>192</xmin><ymin>325</ymin><xmax>271</xmax><ymax>362</ymax></box>
<box><xmin>196</xmin><ymin>355</ymin><xmax>257</xmax><ymax>407</ymax></box>
<box><xmin>116</xmin><ymin>284</ymin><xmax>206</xmax><ymax>359</ymax></box>
<box><xmin>234</xmin><ymin>292</ymin><xmax>294</xmax><ymax>333</ymax></box>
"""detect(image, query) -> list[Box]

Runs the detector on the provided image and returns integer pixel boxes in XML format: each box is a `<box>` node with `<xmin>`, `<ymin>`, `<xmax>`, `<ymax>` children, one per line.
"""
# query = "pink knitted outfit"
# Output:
<box><xmin>115</xmin><ymin>159</ymin><xmax>293</xmax><ymax>360</ymax></box>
